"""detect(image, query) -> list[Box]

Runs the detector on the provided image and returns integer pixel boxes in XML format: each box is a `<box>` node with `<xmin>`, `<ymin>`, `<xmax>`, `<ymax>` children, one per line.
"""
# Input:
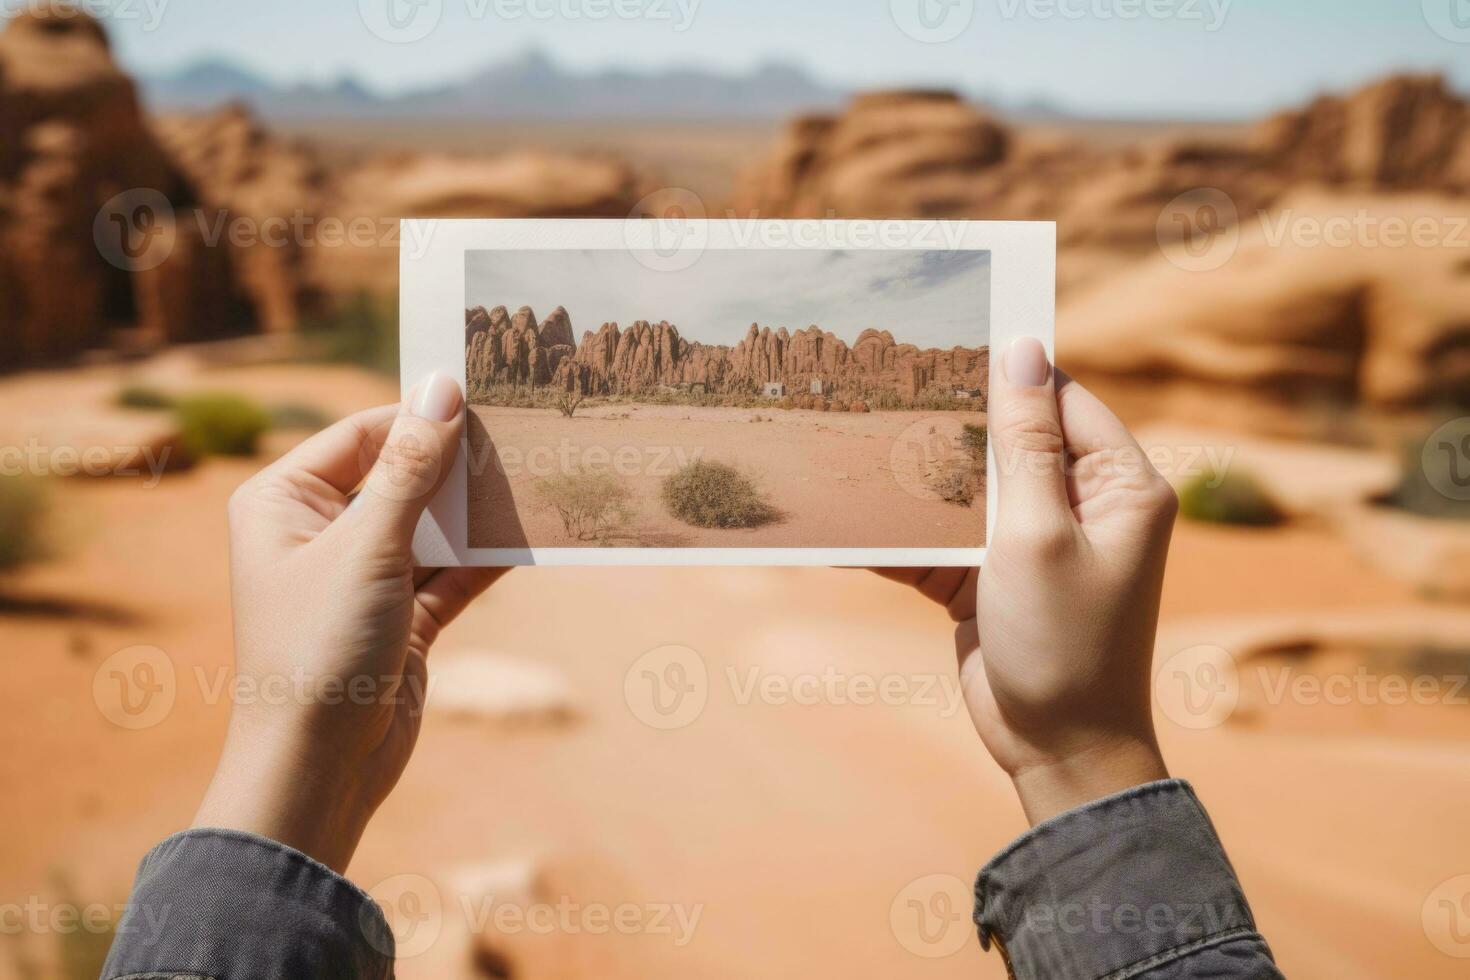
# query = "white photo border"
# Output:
<box><xmin>400</xmin><ymin>219</ymin><xmax>1055</xmax><ymax>567</ymax></box>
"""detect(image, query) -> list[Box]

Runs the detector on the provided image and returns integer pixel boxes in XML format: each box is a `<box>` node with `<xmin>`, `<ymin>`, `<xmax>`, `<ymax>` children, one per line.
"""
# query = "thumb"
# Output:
<box><xmin>990</xmin><ymin>337</ymin><xmax>1071</xmax><ymax>527</ymax></box>
<box><xmin>355</xmin><ymin>372</ymin><xmax>464</xmax><ymax>550</ymax></box>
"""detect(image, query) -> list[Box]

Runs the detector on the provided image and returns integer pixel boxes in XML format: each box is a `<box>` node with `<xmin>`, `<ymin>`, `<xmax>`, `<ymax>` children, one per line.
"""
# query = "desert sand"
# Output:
<box><xmin>0</xmin><ymin>360</ymin><xmax>1466</xmax><ymax>980</ymax></box>
<box><xmin>466</xmin><ymin>404</ymin><xmax>987</xmax><ymax>551</ymax></box>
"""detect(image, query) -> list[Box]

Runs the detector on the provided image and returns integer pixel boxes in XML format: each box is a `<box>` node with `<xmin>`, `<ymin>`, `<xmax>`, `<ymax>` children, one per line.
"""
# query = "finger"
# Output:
<box><xmin>868</xmin><ymin>567</ymin><xmax>976</xmax><ymax>622</ymax></box>
<box><xmin>413</xmin><ymin>567</ymin><xmax>509</xmax><ymax>648</ymax></box>
<box><xmin>351</xmin><ymin>373</ymin><xmax>465</xmax><ymax>551</ymax></box>
<box><xmin>1055</xmin><ymin>370</ymin><xmax>1145</xmax><ymax>463</ymax></box>
<box><xmin>1054</xmin><ymin>372</ymin><xmax>1173</xmax><ymax>524</ymax></box>
<box><xmin>990</xmin><ymin>337</ymin><xmax>1072</xmax><ymax>526</ymax></box>
<box><xmin>257</xmin><ymin>404</ymin><xmax>399</xmax><ymax>496</ymax></box>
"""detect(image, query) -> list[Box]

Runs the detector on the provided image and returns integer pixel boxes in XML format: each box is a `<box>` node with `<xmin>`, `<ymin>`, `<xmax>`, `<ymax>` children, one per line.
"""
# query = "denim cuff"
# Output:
<box><xmin>103</xmin><ymin>828</ymin><xmax>394</xmax><ymax>980</ymax></box>
<box><xmin>974</xmin><ymin>780</ymin><xmax>1261</xmax><ymax>980</ymax></box>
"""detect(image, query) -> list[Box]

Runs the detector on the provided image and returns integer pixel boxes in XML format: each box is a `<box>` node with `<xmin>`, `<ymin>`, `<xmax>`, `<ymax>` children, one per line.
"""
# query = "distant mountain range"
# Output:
<box><xmin>138</xmin><ymin>49</ymin><xmax>1076</xmax><ymax>121</ymax></box>
<box><xmin>139</xmin><ymin>49</ymin><xmax>849</xmax><ymax>120</ymax></box>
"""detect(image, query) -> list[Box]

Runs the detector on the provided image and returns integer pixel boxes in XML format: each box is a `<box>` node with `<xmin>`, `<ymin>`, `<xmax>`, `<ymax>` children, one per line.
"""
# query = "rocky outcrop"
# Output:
<box><xmin>467</xmin><ymin>305</ymin><xmax>988</xmax><ymax>404</ymax></box>
<box><xmin>735</xmin><ymin>77</ymin><xmax>1470</xmax><ymax>295</ymax></box>
<box><xmin>0</xmin><ymin>5</ymin><xmax>655</xmax><ymax>369</ymax></box>
<box><xmin>1250</xmin><ymin>74</ymin><xmax>1470</xmax><ymax>193</ymax></box>
<box><xmin>1062</xmin><ymin>191</ymin><xmax>1470</xmax><ymax>431</ymax></box>
<box><xmin>0</xmin><ymin>5</ymin><xmax>250</xmax><ymax>367</ymax></box>
<box><xmin>151</xmin><ymin>104</ymin><xmax>332</xmax><ymax>332</ymax></box>
<box><xmin>734</xmin><ymin>90</ymin><xmax>1011</xmax><ymax>219</ymax></box>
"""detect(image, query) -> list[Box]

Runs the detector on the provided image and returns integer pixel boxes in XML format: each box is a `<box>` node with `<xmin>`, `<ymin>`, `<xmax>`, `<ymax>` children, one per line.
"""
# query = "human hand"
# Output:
<box><xmin>877</xmin><ymin>339</ymin><xmax>1177</xmax><ymax>825</ymax></box>
<box><xmin>193</xmin><ymin>375</ymin><xmax>505</xmax><ymax>873</ymax></box>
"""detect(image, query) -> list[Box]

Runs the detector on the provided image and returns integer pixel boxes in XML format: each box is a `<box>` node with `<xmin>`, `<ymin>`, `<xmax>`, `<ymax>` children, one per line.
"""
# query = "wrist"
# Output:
<box><xmin>192</xmin><ymin>721</ymin><xmax>378</xmax><ymax>874</ymax></box>
<box><xmin>1008</xmin><ymin>735</ymin><xmax>1169</xmax><ymax>827</ymax></box>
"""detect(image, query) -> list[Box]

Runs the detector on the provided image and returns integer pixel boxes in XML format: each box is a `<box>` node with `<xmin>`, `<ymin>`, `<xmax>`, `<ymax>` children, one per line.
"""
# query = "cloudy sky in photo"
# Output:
<box><xmin>465</xmin><ymin>248</ymin><xmax>991</xmax><ymax>350</ymax></box>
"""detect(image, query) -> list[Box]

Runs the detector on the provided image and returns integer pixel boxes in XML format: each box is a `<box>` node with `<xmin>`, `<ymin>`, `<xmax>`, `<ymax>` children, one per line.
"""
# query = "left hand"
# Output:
<box><xmin>193</xmin><ymin>375</ymin><xmax>505</xmax><ymax>873</ymax></box>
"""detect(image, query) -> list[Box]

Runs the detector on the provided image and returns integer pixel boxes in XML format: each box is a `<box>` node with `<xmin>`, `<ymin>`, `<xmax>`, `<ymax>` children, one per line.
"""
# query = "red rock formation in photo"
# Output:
<box><xmin>466</xmin><ymin>306</ymin><xmax>989</xmax><ymax>405</ymax></box>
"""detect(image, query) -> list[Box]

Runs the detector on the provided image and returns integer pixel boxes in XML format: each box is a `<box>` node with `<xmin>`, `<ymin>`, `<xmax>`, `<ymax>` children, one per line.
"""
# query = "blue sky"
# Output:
<box><xmin>465</xmin><ymin>249</ymin><xmax>992</xmax><ymax>348</ymax></box>
<box><xmin>82</xmin><ymin>0</ymin><xmax>1470</xmax><ymax>117</ymax></box>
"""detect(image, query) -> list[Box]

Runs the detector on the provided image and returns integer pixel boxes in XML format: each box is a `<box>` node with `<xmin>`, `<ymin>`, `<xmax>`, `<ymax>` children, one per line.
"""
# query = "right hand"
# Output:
<box><xmin>877</xmin><ymin>338</ymin><xmax>1179</xmax><ymax>825</ymax></box>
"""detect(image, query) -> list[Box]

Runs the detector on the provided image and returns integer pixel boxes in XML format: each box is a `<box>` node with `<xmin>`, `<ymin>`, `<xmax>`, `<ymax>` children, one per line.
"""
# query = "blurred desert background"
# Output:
<box><xmin>2</xmin><ymin>1</ymin><xmax>1469</xmax><ymax>977</ymax></box>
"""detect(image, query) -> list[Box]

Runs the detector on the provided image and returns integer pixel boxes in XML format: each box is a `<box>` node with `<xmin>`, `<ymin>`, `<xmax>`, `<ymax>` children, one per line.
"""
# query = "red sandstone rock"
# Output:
<box><xmin>471</xmin><ymin>306</ymin><xmax>990</xmax><ymax>404</ymax></box>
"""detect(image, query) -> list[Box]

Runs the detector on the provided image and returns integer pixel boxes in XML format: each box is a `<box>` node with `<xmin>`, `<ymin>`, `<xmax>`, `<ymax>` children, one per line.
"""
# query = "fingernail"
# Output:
<box><xmin>1004</xmin><ymin>338</ymin><xmax>1051</xmax><ymax>387</ymax></box>
<box><xmin>410</xmin><ymin>372</ymin><xmax>462</xmax><ymax>422</ymax></box>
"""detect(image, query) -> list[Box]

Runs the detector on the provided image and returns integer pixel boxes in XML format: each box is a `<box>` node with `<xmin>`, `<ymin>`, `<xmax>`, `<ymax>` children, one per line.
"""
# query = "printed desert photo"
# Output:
<box><xmin>463</xmin><ymin>249</ymin><xmax>991</xmax><ymax>551</ymax></box>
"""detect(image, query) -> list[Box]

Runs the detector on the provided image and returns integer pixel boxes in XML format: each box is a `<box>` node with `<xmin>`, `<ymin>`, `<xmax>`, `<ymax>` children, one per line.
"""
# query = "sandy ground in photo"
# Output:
<box><xmin>466</xmin><ymin>404</ymin><xmax>988</xmax><ymax>551</ymax></box>
<box><xmin>0</xmin><ymin>360</ymin><xmax>1465</xmax><ymax>979</ymax></box>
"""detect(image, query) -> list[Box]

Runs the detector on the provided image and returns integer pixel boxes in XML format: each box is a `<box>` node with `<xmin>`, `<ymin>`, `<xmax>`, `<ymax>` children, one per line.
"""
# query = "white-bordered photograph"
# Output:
<box><xmin>400</xmin><ymin>220</ymin><xmax>1054</xmax><ymax>566</ymax></box>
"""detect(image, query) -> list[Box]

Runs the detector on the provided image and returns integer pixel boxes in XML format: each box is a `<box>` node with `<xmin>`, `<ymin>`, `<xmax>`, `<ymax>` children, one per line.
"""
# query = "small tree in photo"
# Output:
<box><xmin>662</xmin><ymin>460</ymin><xmax>777</xmax><ymax>529</ymax></box>
<box><xmin>555</xmin><ymin>391</ymin><xmax>586</xmax><ymax>419</ymax></box>
<box><xmin>534</xmin><ymin>471</ymin><xmax>634</xmax><ymax>543</ymax></box>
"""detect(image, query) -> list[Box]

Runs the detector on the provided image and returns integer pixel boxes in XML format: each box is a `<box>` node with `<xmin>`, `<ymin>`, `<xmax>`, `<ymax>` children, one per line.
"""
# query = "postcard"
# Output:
<box><xmin>400</xmin><ymin>219</ymin><xmax>1054</xmax><ymax>566</ymax></box>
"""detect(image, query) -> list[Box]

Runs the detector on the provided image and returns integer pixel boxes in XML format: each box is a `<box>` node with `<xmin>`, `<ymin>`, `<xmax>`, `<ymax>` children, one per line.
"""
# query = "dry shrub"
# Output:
<box><xmin>849</xmin><ymin>401</ymin><xmax>870</xmax><ymax>413</ymax></box>
<box><xmin>534</xmin><ymin>471</ymin><xmax>634</xmax><ymax>543</ymax></box>
<box><xmin>555</xmin><ymin>391</ymin><xmax>586</xmax><ymax>418</ymax></box>
<box><xmin>662</xmin><ymin>461</ymin><xmax>777</xmax><ymax>529</ymax></box>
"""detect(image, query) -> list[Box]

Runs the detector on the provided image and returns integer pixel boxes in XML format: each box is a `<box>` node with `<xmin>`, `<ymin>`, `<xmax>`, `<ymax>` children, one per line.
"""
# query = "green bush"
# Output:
<box><xmin>115</xmin><ymin>384</ymin><xmax>175</xmax><ymax>411</ymax></box>
<box><xmin>534</xmin><ymin>471</ymin><xmax>634</xmax><ymax>543</ymax></box>
<box><xmin>1178</xmin><ymin>468</ymin><xmax>1284</xmax><ymax>527</ymax></box>
<box><xmin>176</xmin><ymin>393</ymin><xmax>272</xmax><ymax>458</ymax></box>
<box><xmin>662</xmin><ymin>460</ymin><xmax>776</xmax><ymax>529</ymax></box>
<box><xmin>269</xmin><ymin>402</ymin><xmax>335</xmax><ymax>431</ymax></box>
<box><xmin>0</xmin><ymin>476</ymin><xmax>48</xmax><ymax>572</ymax></box>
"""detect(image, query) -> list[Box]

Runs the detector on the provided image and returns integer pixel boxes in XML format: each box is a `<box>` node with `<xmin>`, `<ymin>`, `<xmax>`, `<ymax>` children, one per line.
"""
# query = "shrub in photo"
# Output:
<box><xmin>0</xmin><ymin>476</ymin><xmax>48</xmax><ymax>572</ymax></box>
<box><xmin>555</xmin><ymin>391</ymin><xmax>586</xmax><ymax>418</ymax></box>
<box><xmin>961</xmin><ymin>423</ymin><xmax>988</xmax><ymax>464</ymax></box>
<box><xmin>928</xmin><ymin>462</ymin><xmax>978</xmax><ymax>506</ymax></box>
<box><xmin>1178</xmin><ymin>468</ymin><xmax>1284</xmax><ymax>527</ymax></box>
<box><xmin>662</xmin><ymin>460</ymin><xmax>777</xmax><ymax>529</ymax></box>
<box><xmin>535</xmin><ymin>471</ymin><xmax>634</xmax><ymax>543</ymax></box>
<box><xmin>176</xmin><ymin>393</ymin><xmax>272</xmax><ymax>458</ymax></box>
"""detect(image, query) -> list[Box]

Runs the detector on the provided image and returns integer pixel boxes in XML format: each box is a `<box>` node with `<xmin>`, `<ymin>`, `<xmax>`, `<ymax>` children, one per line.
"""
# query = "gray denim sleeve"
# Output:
<box><xmin>974</xmin><ymin>779</ymin><xmax>1285</xmax><ymax>980</ymax></box>
<box><xmin>102</xmin><ymin>828</ymin><xmax>395</xmax><ymax>980</ymax></box>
